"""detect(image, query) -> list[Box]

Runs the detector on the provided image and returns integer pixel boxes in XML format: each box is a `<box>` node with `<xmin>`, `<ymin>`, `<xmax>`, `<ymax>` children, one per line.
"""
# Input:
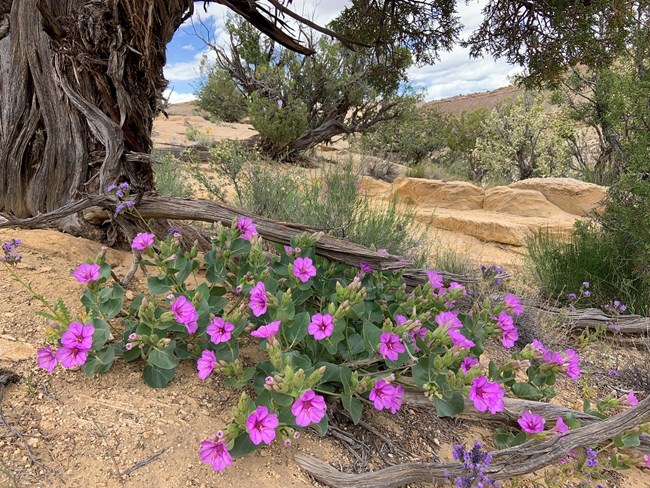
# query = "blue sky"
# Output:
<box><xmin>163</xmin><ymin>0</ymin><xmax>521</xmax><ymax>104</ymax></box>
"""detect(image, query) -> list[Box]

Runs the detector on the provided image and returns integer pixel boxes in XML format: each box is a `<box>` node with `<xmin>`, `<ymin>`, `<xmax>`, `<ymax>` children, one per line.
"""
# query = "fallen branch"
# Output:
<box><xmin>532</xmin><ymin>304</ymin><xmax>650</xmax><ymax>336</ymax></box>
<box><xmin>295</xmin><ymin>396</ymin><xmax>650</xmax><ymax>488</ymax></box>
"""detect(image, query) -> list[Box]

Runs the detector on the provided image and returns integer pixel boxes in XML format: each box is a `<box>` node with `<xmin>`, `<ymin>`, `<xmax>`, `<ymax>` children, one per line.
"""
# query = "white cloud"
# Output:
<box><xmin>181</xmin><ymin>44</ymin><xmax>195</xmax><ymax>51</ymax></box>
<box><xmin>163</xmin><ymin>89</ymin><xmax>197</xmax><ymax>104</ymax></box>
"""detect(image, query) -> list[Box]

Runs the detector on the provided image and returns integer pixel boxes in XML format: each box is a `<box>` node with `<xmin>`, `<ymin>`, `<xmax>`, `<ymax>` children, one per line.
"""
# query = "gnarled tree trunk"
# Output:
<box><xmin>0</xmin><ymin>0</ymin><xmax>193</xmax><ymax>236</ymax></box>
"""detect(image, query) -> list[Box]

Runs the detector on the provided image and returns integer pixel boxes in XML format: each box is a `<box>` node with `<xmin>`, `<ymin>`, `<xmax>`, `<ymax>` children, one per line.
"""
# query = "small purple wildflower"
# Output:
<box><xmin>36</xmin><ymin>346</ymin><xmax>57</xmax><ymax>373</ymax></box>
<box><xmin>236</xmin><ymin>217</ymin><xmax>257</xmax><ymax>240</ymax></box>
<box><xmin>379</xmin><ymin>332</ymin><xmax>405</xmax><ymax>361</ymax></box>
<box><xmin>246</xmin><ymin>406</ymin><xmax>279</xmax><ymax>445</ymax></box>
<box><xmin>249</xmin><ymin>281</ymin><xmax>268</xmax><ymax>317</ymax></box>
<box><xmin>468</xmin><ymin>376</ymin><xmax>505</xmax><ymax>414</ymax></box>
<box><xmin>72</xmin><ymin>263</ymin><xmax>101</xmax><ymax>283</ymax></box>
<box><xmin>291</xmin><ymin>390</ymin><xmax>327</xmax><ymax>427</ymax></box>
<box><xmin>369</xmin><ymin>379</ymin><xmax>403</xmax><ymax>414</ymax></box>
<box><xmin>517</xmin><ymin>410</ymin><xmax>545</xmax><ymax>434</ymax></box>
<box><xmin>131</xmin><ymin>232</ymin><xmax>155</xmax><ymax>251</ymax></box>
<box><xmin>197</xmin><ymin>350</ymin><xmax>217</xmax><ymax>380</ymax></box>
<box><xmin>460</xmin><ymin>357</ymin><xmax>479</xmax><ymax>374</ymax></box>
<box><xmin>207</xmin><ymin>317</ymin><xmax>235</xmax><ymax>344</ymax></box>
<box><xmin>199</xmin><ymin>439</ymin><xmax>232</xmax><ymax>471</ymax></box>
<box><xmin>307</xmin><ymin>313</ymin><xmax>334</xmax><ymax>340</ymax></box>
<box><xmin>171</xmin><ymin>295</ymin><xmax>199</xmax><ymax>334</ymax></box>
<box><xmin>293</xmin><ymin>257</ymin><xmax>317</xmax><ymax>282</ymax></box>
<box><xmin>359</xmin><ymin>261</ymin><xmax>373</xmax><ymax>274</ymax></box>
<box><xmin>251</xmin><ymin>321</ymin><xmax>281</xmax><ymax>339</ymax></box>
<box><xmin>585</xmin><ymin>448</ymin><xmax>598</xmax><ymax>468</ymax></box>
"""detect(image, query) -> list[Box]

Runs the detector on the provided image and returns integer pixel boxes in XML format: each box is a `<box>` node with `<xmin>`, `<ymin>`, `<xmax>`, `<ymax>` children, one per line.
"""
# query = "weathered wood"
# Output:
<box><xmin>533</xmin><ymin>304</ymin><xmax>650</xmax><ymax>335</ymax></box>
<box><xmin>295</xmin><ymin>396</ymin><xmax>650</xmax><ymax>488</ymax></box>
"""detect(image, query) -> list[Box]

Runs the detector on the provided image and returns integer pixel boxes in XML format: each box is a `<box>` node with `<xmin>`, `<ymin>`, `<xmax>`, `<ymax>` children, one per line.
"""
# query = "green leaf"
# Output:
<box><xmin>84</xmin><ymin>346</ymin><xmax>115</xmax><ymax>377</ymax></box>
<box><xmin>314</xmin><ymin>362</ymin><xmax>341</xmax><ymax>384</ymax></box>
<box><xmin>224</xmin><ymin>367</ymin><xmax>256</xmax><ymax>388</ymax></box>
<box><xmin>342</xmin><ymin>396</ymin><xmax>363</xmax><ymax>425</ymax></box>
<box><xmin>362</xmin><ymin>321</ymin><xmax>382</xmax><ymax>353</ymax></box>
<box><xmin>228</xmin><ymin>432</ymin><xmax>259</xmax><ymax>458</ymax></box>
<box><xmin>411</xmin><ymin>355</ymin><xmax>435</xmax><ymax>389</ymax></box>
<box><xmin>97</xmin><ymin>284</ymin><xmax>124</xmax><ymax>319</ymax></box>
<box><xmin>91</xmin><ymin>318</ymin><xmax>111</xmax><ymax>350</ymax></box>
<box><xmin>230</xmin><ymin>238</ymin><xmax>251</xmax><ymax>257</ymax></box>
<box><xmin>147</xmin><ymin>344</ymin><xmax>179</xmax><ymax>370</ymax></box>
<box><xmin>143</xmin><ymin>364</ymin><xmax>176</xmax><ymax>388</ymax></box>
<box><xmin>283</xmin><ymin>311</ymin><xmax>309</xmax><ymax>345</ymax></box>
<box><xmin>433</xmin><ymin>392</ymin><xmax>465</xmax><ymax>417</ymax></box>
<box><xmin>511</xmin><ymin>382</ymin><xmax>544</xmax><ymax>401</ymax></box>
<box><xmin>495</xmin><ymin>428</ymin><xmax>515</xmax><ymax>450</ymax></box>
<box><xmin>311</xmin><ymin>414</ymin><xmax>328</xmax><ymax>436</ymax></box>
<box><xmin>147</xmin><ymin>275</ymin><xmax>174</xmax><ymax>295</ymax></box>
<box><xmin>340</xmin><ymin>367</ymin><xmax>354</xmax><ymax>395</ymax></box>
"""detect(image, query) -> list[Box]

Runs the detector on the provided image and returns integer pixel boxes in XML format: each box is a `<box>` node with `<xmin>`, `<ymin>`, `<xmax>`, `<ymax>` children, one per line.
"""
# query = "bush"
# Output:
<box><xmin>153</xmin><ymin>152</ymin><xmax>193</xmax><ymax>198</ymax></box>
<box><xmin>527</xmin><ymin>223</ymin><xmax>649</xmax><ymax>314</ymax></box>
<box><xmin>195</xmin><ymin>67</ymin><xmax>248</xmax><ymax>123</ymax></box>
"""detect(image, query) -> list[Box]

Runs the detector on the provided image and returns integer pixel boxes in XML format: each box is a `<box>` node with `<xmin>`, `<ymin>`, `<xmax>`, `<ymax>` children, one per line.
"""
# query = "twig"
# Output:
<box><xmin>120</xmin><ymin>447</ymin><xmax>168</xmax><ymax>477</ymax></box>
<box><xmin>91</xmin><ymin>420</ymin><xmax>124</xmax><ymax>484</ymax></box>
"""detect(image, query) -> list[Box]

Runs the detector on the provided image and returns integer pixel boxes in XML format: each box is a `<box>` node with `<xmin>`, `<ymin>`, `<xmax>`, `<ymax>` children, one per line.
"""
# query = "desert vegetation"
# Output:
<box><xmin>0</xmin><ymin>1</ymin><xmax>649</xmax><ymax>487</ymax></box>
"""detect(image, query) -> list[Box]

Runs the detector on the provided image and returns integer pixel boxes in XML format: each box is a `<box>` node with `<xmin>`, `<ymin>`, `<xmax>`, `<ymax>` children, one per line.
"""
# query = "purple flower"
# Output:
<box><xmin>379</xmin><ymin>332</ymin><xmax>405</xmax><ymax>361</ymax></box>
<box><xmin>308</xmin><ymin>313</ymin><xmax>334</xmax><ymax>340</ymax></box>
<box><xmin>585</xmin><ymin>448</ymin><xmax>598</xmax><ymax>468</ymax></box>
<box><xmin>72</xmin><ymin>263</ymin><xmax>101</xmax><ymax>283</ymax></box>
<box><xmin>207</xmin><ymin>317</ymin><xmax>234</xmax><ymax>344</ymax></box>
<box><xmin>435</xmin><ymin>311</ymin><xmax>462</xmax><ymax>331</ymax></box>
<box><xmin>553</xmin><ymin>417</ymin><xmax>569</xmax><ymax>435</ymax></box>
<box><xmin>626</xmin><ymin>391</ymin><xmax>639</xmax><ymax>406</ymax></box>
<box><xmin>251</xmin><ymin>321</ymin><xmax>281</xmax><ymax>339</ymax></box>
<box><xmin>291</xmin><ymin>390</ymin><xmax>327</xmax><ymax>427</ymax></box>
<box><xmin>447</xmin><ymin>282</ymin><xmax>467</xmax><ymax>295</ymax></box>
<box><xmin>425</xmin><ymin>270</ymin><xmax>444</xmax><ymax>290</ymax></box>
<box><xmin>504</xmin><ymin>293</ymin><xmax>524</xmax><ymax>316</ymax></box>
<box><xmin>582</xmin><ymin>281</ymin><xmax>590</xmax><ymax>288</ymax></box>
<box><xmin>249</xmin><ymin>281</ymin><xmax>268</xmax><ymax>317</ymax></box>
<box><xmin>517</xmin><ymin>410</ymin><xmax>545</xmax><ymax>434</ymax></box>
<box><xmin>468</xmin><ymin>376</ymin><xmax>505</xmax><ymax>414</ymax></box>
<box><xmin>359</xmin><ymin>261</ymin><xmax>373</xmax><ymax>274</ymax></box>
<box><xmin>37</xmin><ymin>346</ymin><xmax>57</xmax><ymax>373</ymax></box>
<box><xmin>199</xmin><ymin>439</ymin><xmax>232</xmax><ymax>471</ymax></box>
<box><xmin>607</xmin><ymin>369</ymin><xmax>619</xmax><ymax>376</ymax></box>
<box><xmin>171</xmin><ymin>295</ymin><xmax>199</xmax><ymax>334</ymax></box>
<box><xmin>369</xmin><ymin>380</ymin><xmax>403</xmax><ymax>414</ymax></box>
<box><xmin>197</xmin><ymin>350</ymin><xmax>217</xmax><ymax>380</ymax></box>
<box><xmin>496</xmin><ymin>311</ymin><xmax>518</xmax><ymax>348</ymax></box>
<box><xmin>460</xmin><ymin>357</ymin><xmax>479</xmax><ymax>374</ymax></box>
<box><xmin>377</xmin><ymin>248</ymin><xmax>388</xmax><ymax>255</ymax></box>
<box><xmin>583</xmin><ymin>290</ymin><xmax>592</xmax><ymax>297</ymax></box>
<box><xmin>246</xmin><ymin>406</ymin><xmax>279</xmax><ymax>445</ymax></box>
<box><xmin>293</xmin><ymin>257</ymin><xmax>317</xmax><ymax>282</ymax></box>
<box><xmin>236</xmin><ymin>217</ymin><xmax>257</xmax><ymax>240</ymax></box>
<box><xmin>395</xmin><ymin>314</ymin><xmax>407</xmax><ymax>325</ymax></box>
<box><xmin>55</xmin><ymin>346</ymin><xmax>88</xmax><ymax>368</ymax></box>
<box><xmin>449</xmin><ymin>329</ymin><xmax>475</xmax><ymax>349</ymax></box>
<box><xmin>568</xmin><ymin>293</ymin><xmax>577</xmax><ymax>301</ymax></box>
<box><xmin>283</xmin><ymin>245</ymin><xmax>294</xmax><ymax>255</ymax></box>
<box><xmin>410</xmin><ymin>327</ymin><xmax>427</xmax><ymax>351</ymax></box>
<box><xmin>131</xmin><ymin>232</ymin><xmax>155</xmax><ymax>251</ymax></box>
<box><xmin>60</xmin><ymin>322</ymin><xmax>95</xmax><ymax>351</ymax></box>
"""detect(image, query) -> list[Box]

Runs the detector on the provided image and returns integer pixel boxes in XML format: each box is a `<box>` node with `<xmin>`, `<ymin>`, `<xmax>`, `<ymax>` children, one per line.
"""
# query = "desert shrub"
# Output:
<box><xmin>195</xmin><ymin>67</ymin><xmax>248</xmax><ymax>123</ymax></box>
<box><xmin>153</xmin><ymin>152</ymin><xmax>193</xmax><ymax>198</ymax></box>
<box><xmin>527</xmin><ymin>223</ymin><xmax>649</xmax><ymax>314</ymax></box>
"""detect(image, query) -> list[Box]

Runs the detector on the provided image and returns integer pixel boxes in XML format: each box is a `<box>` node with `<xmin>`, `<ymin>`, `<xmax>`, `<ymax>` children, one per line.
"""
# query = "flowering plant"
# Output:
<box><xmin>11</xmin><ymin>218</ymin><xmax>585</xmax><ymax>472</ymax></box>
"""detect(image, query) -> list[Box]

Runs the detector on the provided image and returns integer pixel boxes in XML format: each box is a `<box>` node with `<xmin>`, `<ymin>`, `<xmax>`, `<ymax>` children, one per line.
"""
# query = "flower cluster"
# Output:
<box><xmin>107</xmin><ymin>182</ymin><xmax>135</xmax><ymax>214</ymax></box>
<box><xmin>2</xmin><ymin>238</ymin><xmax>22</xmax><ymax>265</ymax></box>
<box><xmin>171</xmin><ymin>295</ymin><xmax>199</xmax><ymax>334</ymax></box>
<box><xmin>469</xmin><ymin>376</ymin><xmax>505</xmax><ymax>414</ymax></box>
<box><xmin>37</xmin><ymin>322</ymin><xmax>95</xmax><ymax>371</ymax></box>
<box><xmin>369</xmin><ymin>379</ymin><xmax>403</xmax><ymax>414</ymax></box>
<box><xmin>522</xmin><ymin>339</ymin><xmax>581</xmax><ymax>380</ymax></box>
<box><xmin>451</xmin><ymin>441</ymin><xmax>499</xmax><ymax>487</ymax></box>
<box><xmin>480</xmin><ymin>264</ymin><xmax>507</xmax><ymax>288</ymax></box>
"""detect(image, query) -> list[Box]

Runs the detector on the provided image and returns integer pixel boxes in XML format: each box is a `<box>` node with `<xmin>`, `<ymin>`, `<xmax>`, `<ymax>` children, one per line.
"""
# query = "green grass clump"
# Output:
<box><xmin>153</xmin><ymin>152</ymin><xmax>194</xmax><ymax>198</ymax></box>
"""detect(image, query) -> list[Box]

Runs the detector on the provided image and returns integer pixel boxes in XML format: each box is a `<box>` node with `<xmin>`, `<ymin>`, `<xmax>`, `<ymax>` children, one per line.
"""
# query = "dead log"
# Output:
<box><xmin>295</xmin><ymin>395</ymin><xmax>650</xmax><ymax>488</ymax></box>
<box><xmin>532</xmin><ymin>304</ymin><xmax>650</xmax><ymax>336</ymax></box>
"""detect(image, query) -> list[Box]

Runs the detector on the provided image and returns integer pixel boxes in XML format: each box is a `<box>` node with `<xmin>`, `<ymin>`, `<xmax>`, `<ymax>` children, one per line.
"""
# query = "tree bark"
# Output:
<box><xmin>0</xmin><ymin>0</ymin><xmax>195</xmax><ymax>237</ymax></box>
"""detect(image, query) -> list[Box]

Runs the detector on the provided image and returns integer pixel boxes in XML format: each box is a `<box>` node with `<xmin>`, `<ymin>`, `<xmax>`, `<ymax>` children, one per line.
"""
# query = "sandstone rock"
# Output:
<box><xmin>0</xmin><ymin>338</ymin><xmax>35</xmax><ymax>362</ymax></box>
<box><xmin>510</xmin><ymin>177</ymin><xmax>607</xmax><ymax>216</ymax></box>
<box><xmin>390</xmin><ymin>177</ymin><xmax>485</xmax><ymax>210</ymax></box>
<box><xmin>484</xmin><ymin>186</ymin><xmax>574</xmax><ymax>218</ymax></box>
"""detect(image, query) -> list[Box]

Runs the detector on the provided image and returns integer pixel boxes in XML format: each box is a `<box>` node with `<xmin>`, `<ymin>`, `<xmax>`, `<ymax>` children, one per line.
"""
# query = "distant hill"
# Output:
<box><xmin>422</xmin><ymin>86</ymin><xmax>522</xmax><ymax>117</ymax></box>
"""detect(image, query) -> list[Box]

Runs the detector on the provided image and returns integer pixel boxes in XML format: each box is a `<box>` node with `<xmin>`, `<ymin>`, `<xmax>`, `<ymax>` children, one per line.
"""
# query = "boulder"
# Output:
<box><xmin>510</xmin><ymin>177</ymin><xmax>607</xmax><ymax>216</ymax></box>
<box><xmin>484</xmin><ymin>186</ymin><xmax>574</xmax><ymax>218</ymax></box>
<box><xmin>390</xmin><ymin>177</ymin><xmax>484</xmax><ymax>210</ymax></box>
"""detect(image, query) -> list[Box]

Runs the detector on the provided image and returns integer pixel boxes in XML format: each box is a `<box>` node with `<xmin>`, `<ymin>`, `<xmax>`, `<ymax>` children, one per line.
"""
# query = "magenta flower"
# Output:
<box><xmin>246</xmin><ymin>406</ymin><xmax>279</xmax><ymax>445</ymax></box>
<box><xmin>197</xmin><ymin>350</ymin><xmax>217</xmax><ymax>380</ymax></box>
<box><xmin>517</xmin><ymin>410</ymin><xmax>545</xmax><ymax>434</ymax></box>
<box><xmin>449</xmin><ymin>329</ymin><xmax>475</xmax><ymax>349</ymax></box>
<box><xmin>564</xmin><ymin>349</ymin><xmax>581</xmax><ymax>380</ymax></box>
<box><xmin>626</xmin><ymin>391</ymin><xmax>639</xmax><ymax>406</ymax></box>
<box><xmin>395</xmin><ymin>314</ymin><xmax>407</xmax><ymax>325</ymax></box>
<box><xmin>171</xmin><ymin>295</ymin><xmax>199</xmax><ymax>334</ymax></box>
<box><xmin>425</xmin><ymin>270</ymin><xmax>444</xmax><ymax>289</ymax></box>
<box><xmin>645</xmin><ymin>454</ymin><xmax>650</xmax><ymax>469</ymax></box>
<box><xmin>308</xmin><ymin>313</ymin><xmax>334</xmax><ymax>340</ymax></box>
<box><xmin>553</xmin><ymin>417</ymin><xmax>569</xmax><ymax>435</ymax></box>
<box><xmin>468</xmin><ymin>376</ymin><xmax>505</xmax><ymax>414</ymax></box>
<box><xmin>504</xmin><ymin>293</ymin><xmax>524</xmax><ymax>316</ymax></box>
<box><xmin>72</xmin><ymin>263</ymin><xmax>101</xmax><ymax>283</ymax></box>
<box><xmin>131</xmin><ymin>232</ymin><xmax>155</xmax><ymax>251</ymax></box>
<box><xmin>435</xmin><ymin>311</ymin><xmax>462</xmax><ymax>331</ymax></box>
<box><xmin>249</xmin><ymin>281</ymin><xmax>268</xmax><ymax>317</ymax></box>
<box><xmin>37</xmin><ymin>346</ymin><xmax>57</xmax><ymax>373</ymax></box>
<box><xmin>369</xmin><ymin>379</ymin><xmax>404</xmax><ymax>414</ymax></box>
<box><xmin>410</xmin><ymin>327</ymin><xmax>427</xmax><ymax>351</ymax></box>
<box><xmin>55</xmin><ymin>346</ymin><xmax>89</xmax><ymax>368</ymax></box>
<box><xmin>251</xmin><ymin>320</ymin><xmax>281</xmax><ymax>339</ymax></box>
<box><xmin>207</xmin><ymin>317</ymin><xmax>234</xmax><ymax>344</ymax></box>
<box><xmin>379</xmin><ymin>332</ymin><xmax>405</xmax><ymax>361</ymax></box>
<box><xmin>199</xmin><ymin>439</ymin><xmax>233</xmax><ymax>471</ymax></box>
<box><xmin>460</xmin><ymin>356</ymin><xmax>479</xmax><ymax>374</ymax></box>
<box><xmin>447</xmin><ymin>282</ymin><xmax>467</xmax><ymax>296</ymax></box>
<box><xmin>236</xmin><ymin>217</ymin><xmax>257</xmax><ymax>240</ymax></box>
<box><xmin>293</xmin><ymin>257</ymin><xmax>317</xmax><ymax>283</ymax></box>
<box><xmin>60</xmin><ymin>322</ymin><xmax>95</xmax><ymax>351</ymax></box>
<box><xmin>291</xmin><ymin>390</ymin><xmax>327</xmax><ymax>427</ymax></box>
<box><xmin>496</xmin><ymin>311</ymin><xmax>518</xmax><ymax>348</ymax></box>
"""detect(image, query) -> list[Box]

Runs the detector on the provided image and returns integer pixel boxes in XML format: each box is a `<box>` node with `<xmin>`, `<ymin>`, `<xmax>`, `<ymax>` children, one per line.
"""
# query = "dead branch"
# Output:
<box><xmin>532</xmin><ymin>304</ymin><xmax>650</xmax><ymax>336</ymax></box>
<box><xmin>295</xmin><ymin>396</ymin><xmax>650</xmax><ymax>488</ymax></box>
